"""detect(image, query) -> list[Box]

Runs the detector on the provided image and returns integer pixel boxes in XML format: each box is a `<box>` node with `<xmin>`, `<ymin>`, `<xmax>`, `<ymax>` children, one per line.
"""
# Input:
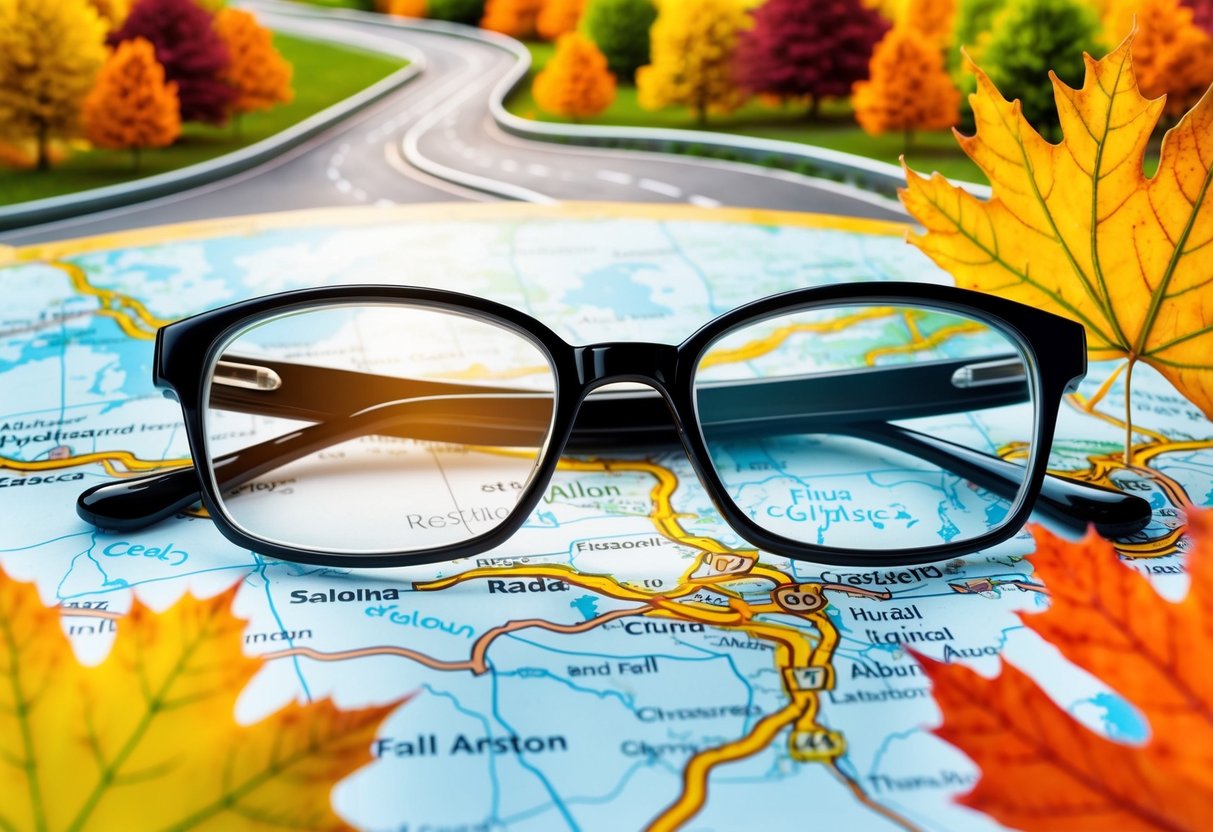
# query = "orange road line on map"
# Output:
<box><xmin>59</xmin><ymin>608</ymin><xmax>122</xmax><ymax>621</ymax></box>
<box><xmin>263</xmin><ymin>605</ymin><xmax>648</xmax><ymax>675</ymax></box>
<box><xmin>827</xmin><ymin>762</ymin><xmax>923</xmax><ymax>832</ymax></box>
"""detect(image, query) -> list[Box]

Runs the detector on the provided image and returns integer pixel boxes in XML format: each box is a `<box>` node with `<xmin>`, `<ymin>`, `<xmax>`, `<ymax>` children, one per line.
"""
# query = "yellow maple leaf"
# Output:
<box><xmin>0</xmin><ymin>573</ymin><xmax>401</xmax><ymax>831</ymax></box>
<box><xmin>900</xmin><ymin>32</ymin><xmax>1213</xmax><ymax>456</ymax></box>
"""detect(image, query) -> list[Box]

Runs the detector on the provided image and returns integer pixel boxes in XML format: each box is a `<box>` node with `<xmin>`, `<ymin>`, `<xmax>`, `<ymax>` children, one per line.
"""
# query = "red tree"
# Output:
<box><xmin>1184</xmin><ymin>0</ymin><xmax>1213</xmax><ymax>34</ymax></box>
<box><xmin>733</xmin><ymin>0</ymin><xmax>889</xmax><ymax>118</ymax></box>
<box><xmin>110</xmin><ymin>0</ymin><xmax>235</xmax><ymax>125</ymax></box>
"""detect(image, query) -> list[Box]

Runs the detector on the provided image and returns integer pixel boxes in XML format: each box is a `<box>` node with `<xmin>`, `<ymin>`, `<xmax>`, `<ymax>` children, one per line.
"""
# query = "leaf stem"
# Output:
<box><xmin>1</xmin><ymin>612</ymin><xmax>47</xmax><ymax>832</ymax></box>
<box><xmin>1124</xmin><ymin>358</ymin><xmax>1136</xmax><ymax>465</ymax></box>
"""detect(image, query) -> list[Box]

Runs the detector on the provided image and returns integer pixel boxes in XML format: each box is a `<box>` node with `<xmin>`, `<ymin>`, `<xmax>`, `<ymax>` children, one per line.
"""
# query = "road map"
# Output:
<box><xmin>0</xmin><ymin>203</ymin><xmax>1207</xmax><ymax>831</ymax></box>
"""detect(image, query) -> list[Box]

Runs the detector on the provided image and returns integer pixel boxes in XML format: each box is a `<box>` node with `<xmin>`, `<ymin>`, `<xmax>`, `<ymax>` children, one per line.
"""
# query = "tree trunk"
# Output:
<box><xmin>36</xmin><ymin>121</ymin><xmax>50</xmax><ymax>172</ymax></box>
<box><xmin>132</xmin><ymin>146</ymin><xmax>142</xmax><ymax>173</ymax></box>
<box><xmin>808</xmin><ymin>96</ymin><xmax>820</xmax><ymax>121</ymax></box>
<box><xmin>903</xmin><ymin>127</ymin><xmax>914</xmax><ymax>154</ymax></box>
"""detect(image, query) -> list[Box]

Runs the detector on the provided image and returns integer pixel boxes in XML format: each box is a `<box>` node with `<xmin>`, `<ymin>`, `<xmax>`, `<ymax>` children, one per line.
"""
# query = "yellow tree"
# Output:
<box><xmin>88</xmin><ymin>0</ymin><xmax>129</xmax><ymax>29</ymax></box>
<box><xmin>82</xmin><ymin>37</ymin><xmax>180</xmax><ymax>171</ymax></box>
<box><xmin>0</xmin><ymin>0</ymin><xmax>107</xmax><ymax>171</ymax></box>
<box><xmin>533</xmin><ymin>32</ymin><xmax>616</xmax><ymax>118</ymax></box>
<box><xmin>481</xmin><ymin>0</ymin><xmax>545</xmax><ymax>36</ymax></box>
<box><xmin>636</xmin><ymin>0</ymin><xmax>750</xmax><ymax>125</ymax></box>
<box><xmin>1106</xmin><ymin>0</ymin><xmax>1213</xmax><ymax>115</ymax></box>
<box><xmin>853</xmin><ymin>25</ymin><xmax>960</xmax><ymax>148</ymax></box>
<box><xmin>536</xmin><ymin>0</ymin><xmax>586</xmax><ymax>39</ymax></box>
<box><xmin>214</xmin><ymin>7</ymin><xmax>293</xmax><ymax>128</ymax></box>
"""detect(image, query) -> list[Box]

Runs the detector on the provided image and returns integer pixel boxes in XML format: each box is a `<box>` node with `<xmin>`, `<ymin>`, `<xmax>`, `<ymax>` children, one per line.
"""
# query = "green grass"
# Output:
<box><xmin>0</xmin><ymin>33</ymin><xmax>406</xmax><ymax>206</ymax></box>
<box><xmin>510</xmin><ymin>41</ymin><xmax>987</xmax><ymax>185</ymax></box>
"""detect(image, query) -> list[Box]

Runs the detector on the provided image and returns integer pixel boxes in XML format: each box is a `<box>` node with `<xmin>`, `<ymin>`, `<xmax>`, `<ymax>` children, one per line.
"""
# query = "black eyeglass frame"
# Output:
<box><xmin>129</xmin><ymin>282</ymin><xmax>1089</xmax><ymax>568</ymax></box>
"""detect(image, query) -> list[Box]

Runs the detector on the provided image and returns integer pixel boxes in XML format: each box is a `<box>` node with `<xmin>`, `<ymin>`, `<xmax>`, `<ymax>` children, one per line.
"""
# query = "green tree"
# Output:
<box><xmin>952</xmin><ymin>0</ymin><xmax>1003</xmax><ymax>57</ymax></box>
<box><xmin>974</xmin><ymin>0</ymin><xmax>1100</xmax><ymax>132</ymax></box>
<box><xmin>428</xmin><ymin>0</ymin><xmax>484</xmax><ymax>23</ymax></box>
<box><xmin>582</xmin><ymin>0</ymin><xmax>656</xmax><ymax>82</ymax></box>
<box><xmin>0</xmin><ymin>0</ymin><xmax>108</xmax><ymax>171</ymax></box>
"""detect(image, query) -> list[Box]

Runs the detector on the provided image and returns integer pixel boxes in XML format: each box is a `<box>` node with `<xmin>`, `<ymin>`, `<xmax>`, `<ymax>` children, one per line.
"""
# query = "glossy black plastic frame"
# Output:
<box><xmin>77</xmin><ymin>282</ymin><xmax>1150</xmax><ymax>568</ymax></box>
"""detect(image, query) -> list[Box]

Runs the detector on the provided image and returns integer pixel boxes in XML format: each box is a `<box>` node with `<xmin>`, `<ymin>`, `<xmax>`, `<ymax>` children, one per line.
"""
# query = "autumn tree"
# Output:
<box><xmin>536</xmin><ymin>0</ymin><xmax>586</xmax><ymax>39</ymax></box>
<box><xmin>974</xmin><ymin>0</ymin><xmax>1100</xmax><ymax>131</ymax></box>
<box><xmin>733</xmin><ymin>0</ymin><xmax>888</xmax><ymax>119</ymax></box>
<box><xmin>1185</xmin><ymin>0</ymin><xmax>1213</xmax><ymax>35</ymax></box>
<box><xmin>82</xmin><ymin>37</ymin><xmax>180</xmax><ymax>170</ymax></box>
<box><xmin>480</xmin><ymin>0</ymin><xmax>545</xmax><ymax>36</ymax></box>
<box><xmin>378</xmin><ymin>0</ymin><xmax>427</xmax><ymax>16</ymax></box>
<box><xmin>636</xmin><ymin>0</ymin><xmax>750</xmax><ymax>125</ymax></box>
<box><xmin>582</xmin><ymin>0</ymin><xmax>657</xmax><ymax>81</ymax></box>
<box><xmin>1106</xmin><ymin>0</ymin><xmax>1213</xmax><ymax>116</ymax></box>
<box><xmin>88</xmin><ymin>0</ymin><xmax>130</xmax><ymax>29</ymax></box>
<box><xmin>214</xmin><ymin>7</ymin><xmax>293</xmax><ymax>128</ymax></box>
<box><xmin>111</xmin><ymin>0</ymin><xmax>236</xmax><ymax>125</ymax></box>
<box><xmin>852</xmin><ymin>25</ymin><xmax>960</xmax><ymax>147</ymax></box>
<box><xmin>903</xmin><ymin>0</ymin><xmax>955</xmax><ymax>47</ymax></box>
<box><xmin>0</xmin><ymin>0</ymin><xmax>107</xmax><ymax>171</ymax></box>
<box><xmin>533</xmin><ymin>32</ymin><xmax>615</xmax><ymax>118</ymax></box>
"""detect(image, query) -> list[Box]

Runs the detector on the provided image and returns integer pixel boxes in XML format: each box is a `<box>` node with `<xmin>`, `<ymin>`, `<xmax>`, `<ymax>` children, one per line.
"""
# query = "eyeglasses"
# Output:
<box><xmin>76</xmin><ymin>282</ymin><xmax>1150</xmax><ymax>568</ymax></box>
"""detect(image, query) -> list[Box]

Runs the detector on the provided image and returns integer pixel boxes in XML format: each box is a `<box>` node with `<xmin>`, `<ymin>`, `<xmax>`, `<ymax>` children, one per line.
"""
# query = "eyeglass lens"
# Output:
<box><xmin>693</xmin><ymin>304</ymin><xmax>1036</xmax><ymax>552</ymax></box>
<box><xmin>201</xmin><ymin>304</ymin><xmax>557</xmax><ymax>555</ymax></box>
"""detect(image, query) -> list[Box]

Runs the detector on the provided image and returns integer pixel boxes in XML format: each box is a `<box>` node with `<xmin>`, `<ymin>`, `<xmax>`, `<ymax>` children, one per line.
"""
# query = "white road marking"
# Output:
<box><xmin>526</xmin><ymin>163</ymin><xmax>550</xmax><ymax>177</ymax></box>
<box><xmin>326</xmin><ymin>166</ymin><xmax>340</xmax><ymax>181</ymax></box>
<box><xmin>638</xmin><ymin>178</ymin><xmax>682</xmax><ymax>198</ymax></box>
<box><xmin>596</xmin><ymin>169</ymin><xmax>632</xmax><ymax>185</ymax></box>
<box><xmin>689</xmin><ymin>194</ymin><xmax>722</xmax><ymax>208</ymax></box>
<box><xmin>336</xmin><ymin>179</ymin><xmax>352</xmax><ymax>194</ymax></box>
<box><xmin>375</xmin><ymin>198</ymin><xmax>396</xmax><ymax>207</ymax></box>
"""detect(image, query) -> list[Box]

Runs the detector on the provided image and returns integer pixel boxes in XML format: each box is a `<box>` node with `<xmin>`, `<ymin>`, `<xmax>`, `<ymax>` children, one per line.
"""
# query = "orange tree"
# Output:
<box><xmin>82</xmin><ymin>37</ymin><xmax>180</xmax><ymax>170</ymax></box>
<box><xmin>537</xmin><ymin>0</ymin><xmax>586</xmax><ymax>39</ymax></box>
<box><xmin>1106</xmin><ymin>0</ymin><xmax>1213</xmax><ymax>116</ymax></box>
<box><xmin>214</xmin><ymin>7</ymin><xmax>293</xmax><ymax>129</ymax></box>
<box><xmin>481</xmin><ymin>0</ymin><xmax>545</xmax><ymax>37</ymax></box>
<box><xmin>533</xmin><ymin>31</ymin><xmax>615</xmax><ymax>117</ymax></box>
<box><xmin>853</xmin><ymin>25</ymin><xmax>961</xmax><ymax>148</ymax></box>
<box><xmin>0</xmin><ymin>0</ymin><xmax>108</xmax><ymax>171</ymax></box>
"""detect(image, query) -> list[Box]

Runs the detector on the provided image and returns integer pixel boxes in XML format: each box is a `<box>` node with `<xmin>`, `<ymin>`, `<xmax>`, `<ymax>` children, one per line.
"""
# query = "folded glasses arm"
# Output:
<box><xmin>77</xmin><ymin>355</ymin><xmax>1151</xmax><ymax>537</ymax></box>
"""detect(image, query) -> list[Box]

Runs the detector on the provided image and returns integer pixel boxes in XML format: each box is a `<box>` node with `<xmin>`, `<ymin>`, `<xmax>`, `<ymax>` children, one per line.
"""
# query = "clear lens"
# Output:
<box><xmin>202</xmin><ymin>303</ymin><xmax>556</xmax><ymax>555</ymax></box>
<box><xmin>693</xmin><ymin>303</ymin><xmax>1036</xmax><ymax>553</ymax></box>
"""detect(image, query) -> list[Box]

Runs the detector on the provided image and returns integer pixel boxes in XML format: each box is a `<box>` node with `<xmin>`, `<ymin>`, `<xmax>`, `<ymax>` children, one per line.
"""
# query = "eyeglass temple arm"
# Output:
<box><xmin>77</xmin><ymin>355</ymin><xmax>1151</xmax><ymax>536</ymax></box>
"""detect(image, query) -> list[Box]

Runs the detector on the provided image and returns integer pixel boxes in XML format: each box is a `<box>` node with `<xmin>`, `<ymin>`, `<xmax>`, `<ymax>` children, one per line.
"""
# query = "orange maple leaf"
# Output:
<box><xmin>919</xmin><ymin>509</ymin><xmax>1213</xmax><ymax>831</ymax></box>
<box><xmin>900</xmin><ymin>32</ymin><xmax>1213</xmax><ymax>458</ymax></box>
<box><xmin>0</xmin><ymin>573</ymin><xmax>402</xmax><ymax>831</ymax></box>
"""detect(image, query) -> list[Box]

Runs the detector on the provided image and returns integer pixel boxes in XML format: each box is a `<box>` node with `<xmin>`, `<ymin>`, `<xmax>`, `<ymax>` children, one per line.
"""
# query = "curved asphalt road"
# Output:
<box><xmin>0</xmin><ymin>1</ymin><xmax>906</xmax><ymax>247</ymax></box>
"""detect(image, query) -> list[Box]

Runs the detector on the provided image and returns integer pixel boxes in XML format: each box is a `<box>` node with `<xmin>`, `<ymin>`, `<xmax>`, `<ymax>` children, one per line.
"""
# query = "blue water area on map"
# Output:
<box><xmin>1090</xmin><ymin>692</ymin><xmax>1149</xmax><ymax>743</ymax></box>
<box><xmin>562</xmin><ymin>264</ymin><xmax>671</xmax><ymax>319</ymax></box>
<box><xmin>569</xmin><ymin>595</ymin><xmax>600</xmax><ymax>621</ymax></box>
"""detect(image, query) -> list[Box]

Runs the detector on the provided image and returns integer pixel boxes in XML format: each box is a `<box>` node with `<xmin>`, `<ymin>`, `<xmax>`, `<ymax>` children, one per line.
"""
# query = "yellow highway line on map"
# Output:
<box><xmin>0</xmin><ymin>452</ymin><xmax>189</xmax><ymax>475</ymax></box>
<box><xmin>698</xmin><ymin>308</ymin><xmax>896</xmax><ymax>370</ymax></box>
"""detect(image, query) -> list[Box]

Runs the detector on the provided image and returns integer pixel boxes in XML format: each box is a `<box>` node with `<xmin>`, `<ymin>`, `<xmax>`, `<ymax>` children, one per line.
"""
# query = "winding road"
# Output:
<box><xmin>0</xmin><ymin>0</ymin><xmax>906</xmax><ymax>247</ymax></box>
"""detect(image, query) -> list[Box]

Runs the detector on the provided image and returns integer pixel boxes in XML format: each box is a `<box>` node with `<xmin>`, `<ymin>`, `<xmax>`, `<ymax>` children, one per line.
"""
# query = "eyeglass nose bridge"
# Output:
<box><xmin>574</xmin><ymin>342</ymin><xmax>681</xmax><ymax>392</ymax></box>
